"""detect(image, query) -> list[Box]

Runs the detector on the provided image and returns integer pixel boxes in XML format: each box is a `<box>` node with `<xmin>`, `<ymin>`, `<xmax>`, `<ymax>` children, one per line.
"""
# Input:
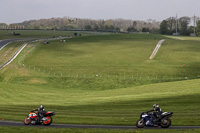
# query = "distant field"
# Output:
<box><xmin>0</xmin><ymin>33</ymin><xmax>200</xmax><ymax>130</ymax></box>
<box><xmin>180</xmin><ymin>36</ymin><xmax>200</xmax><ymax>41</ymax></box>
<box><xmin>0</xmin><ymin>30</ymin><xmax>97</xmax><ymax>40</ymax></box>
<box><xmin>165</xmin><ymin>35</ymin><xmax>200</xmax><ymax>41</ymax></box>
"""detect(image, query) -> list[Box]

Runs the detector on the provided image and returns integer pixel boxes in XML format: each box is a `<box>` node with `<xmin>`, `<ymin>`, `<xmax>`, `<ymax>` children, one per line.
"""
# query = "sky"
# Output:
<box><xmin>0</xmin><ymin>0</ymin><xmax>200</xmax><ymax>24</ymax></box>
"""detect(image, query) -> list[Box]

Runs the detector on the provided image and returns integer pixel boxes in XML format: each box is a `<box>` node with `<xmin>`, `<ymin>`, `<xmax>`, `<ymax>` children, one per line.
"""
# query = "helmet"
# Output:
<box><xmin>153</xmin><ymin>104</ymin><xmax>159</xmax><ymax>111</ymax></box>
<box><xmin>40</xmin><ymin>105</ymin><xmax>44</xmax><ymax>110</ymax></box>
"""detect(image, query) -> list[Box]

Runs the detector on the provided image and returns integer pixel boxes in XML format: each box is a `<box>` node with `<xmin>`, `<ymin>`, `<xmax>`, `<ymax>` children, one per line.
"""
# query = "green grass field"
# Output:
<box><xmin>0</xmin><ymin>30</ymin><xmax>98</xmax><ymax>40</ymax></box>
<box><xmin>0</xmin><ymin>126</ymin><xmax>200</xmax><ymax>133</ymax></box>
<box><xmin>0</xmin><ymin>32</ymin><xmax>200</xmax><ymax>132</ymax></box>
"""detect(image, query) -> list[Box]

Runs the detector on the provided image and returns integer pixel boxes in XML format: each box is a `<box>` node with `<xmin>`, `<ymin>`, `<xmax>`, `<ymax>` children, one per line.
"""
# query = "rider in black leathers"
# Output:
<box><xmin>146</xmin><ymin>104</ymin><xmax>163</xmax><ymax>125</ymax></box>
<box><xmin>32</xmin><ymin>105</ymin><xmax>46</xmax><ymax>122</ymax></box>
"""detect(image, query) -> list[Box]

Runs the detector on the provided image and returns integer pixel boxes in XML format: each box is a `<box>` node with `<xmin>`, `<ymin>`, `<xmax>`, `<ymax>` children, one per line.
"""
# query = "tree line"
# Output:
<box><xmin>160</xmin><ymin>16</ymin><xmax>200</xmax><ymax>36</ymax></box>
<box><xmin>1</xmin><ymin>16</ymin><xmax>200</xmax><ymax>36</ymax></box>
<box><xmin>0</xmin><ymin>17</ymin><xmax>160</xmax><ymax>33</ymax></box>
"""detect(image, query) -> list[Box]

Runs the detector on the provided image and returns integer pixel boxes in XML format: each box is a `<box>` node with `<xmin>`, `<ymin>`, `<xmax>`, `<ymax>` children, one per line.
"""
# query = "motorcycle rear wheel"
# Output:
<box><xmin>24</xmin><ymin>117</ymin><xmax>31</xmax><ymax>125</ymax></box>
<box><xmin>160</xmin><ymin>118</ymin><xmax>171</xmax><ymax>128</ymax></box>
<box><xmin>43</xmin><ymin>117</ymin><xmax>52</xmax><ymax>126</ymax></box>
<box><xmin>136</xmin><ymin>119</ymin><xmax>145</xmax><ymax>128</ymax></box>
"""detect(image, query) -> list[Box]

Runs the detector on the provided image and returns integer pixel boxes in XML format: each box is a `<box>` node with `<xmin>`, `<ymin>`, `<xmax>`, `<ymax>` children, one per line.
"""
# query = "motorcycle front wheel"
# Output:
<box><xmin>24</xmin><ymin>117</ymin><xmax>31</xmax><ymax>125</ymax></box>
<box><xmin>136</xmin><ymin>119</ymin><xmax>145</xmax><ymax>128</ymax></box>
<box><xmin>43</xmin><ymin>117</ymin><xmax>52</xmax><ymax>126</ymax></box>
<box><xmin>160</xmin><ymin>118</ymin><xmax>171</xmax><ymax>128</ymax></box>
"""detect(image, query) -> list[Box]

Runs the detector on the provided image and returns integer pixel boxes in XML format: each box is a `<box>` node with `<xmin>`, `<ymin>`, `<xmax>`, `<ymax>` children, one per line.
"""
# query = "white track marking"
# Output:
<box><xmin>149</xmin><ymin>40</ymin><xmax>165</xmax><ymax>60</ymax></box>
<box><xmin>165</xmin><ymin>36</ymin><xmax>185</xmax><ymax>40</ymax></box>
<box><xmin>0</xmin><ymin>36</ymin><xmax>72</xmax><ymax>70</ymax></box>
<box><xmin>172</xmin><ymin>37</ymin><xmax>185</xmax><ymax>40</ymax></box>
<box><xmin>0</xmin><ymin>42</ymin><xmax>11</xmax><ymax>51</ymax></box>
<box><xmin>0</xmin><ymin>43</ymin><xmax>27</xmax><ymax>70</ymax></box>
<box><xmin>18</xmin><ymin>42</ymin><xmax>40</xmax><ymax>66</ymax></box>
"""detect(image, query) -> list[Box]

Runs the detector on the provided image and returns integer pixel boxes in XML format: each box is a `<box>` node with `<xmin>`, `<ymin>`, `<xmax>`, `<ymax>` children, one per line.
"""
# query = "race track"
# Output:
<box><xmin>0</xmin><ymin>121</ymin><xmax>200</xmax><ymax>129</ymax></box>
<box><xmin>0</xmin><ymin>39</ymin><xmax>17</xmax><ymax>51</ymax></box>
<box><xmin>1</xmin><ymin>37</ymin><xmax>200</xmax><ymax>130</ymax></box>
<box><xmin>0</xmin><ymin>38</ymin><xmax>29</xmax><ymax>70</ymax></box>
<box><xmin>0</xmin><ymin>37</ymin><xmax>69</xmax><ymax>70</ymax></box>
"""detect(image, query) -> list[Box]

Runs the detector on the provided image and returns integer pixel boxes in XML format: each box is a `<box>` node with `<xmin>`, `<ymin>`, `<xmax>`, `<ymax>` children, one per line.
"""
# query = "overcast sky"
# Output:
<box><xmin>0</xmin><ymin>0</ymin><xmax>200</xmax><ymax>24</ymax></box>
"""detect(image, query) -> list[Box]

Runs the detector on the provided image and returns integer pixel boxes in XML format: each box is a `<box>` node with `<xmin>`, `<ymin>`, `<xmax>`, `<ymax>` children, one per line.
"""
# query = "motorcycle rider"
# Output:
<box><xmin>146</xmin><ymin>104</ymin><xmax>163</xmax><ymax>126</ymax></box>
<box><xmin>32</xmin><ymin>105</ymin><xmax>46</xmax><ymax>122</ymax></box>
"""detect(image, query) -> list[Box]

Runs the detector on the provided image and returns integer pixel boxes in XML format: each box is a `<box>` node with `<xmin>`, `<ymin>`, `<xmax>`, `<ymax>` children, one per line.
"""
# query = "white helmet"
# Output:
<box><xmin>40</xmin><ymin>105</ymin><xmax>44</xmax><ymax>110</ymax></box>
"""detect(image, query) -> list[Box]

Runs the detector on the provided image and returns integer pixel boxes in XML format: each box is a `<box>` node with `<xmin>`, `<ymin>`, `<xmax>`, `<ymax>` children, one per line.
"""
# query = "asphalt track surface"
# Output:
<box><xmin>0</xmin><ymin>39</ymin><xmax>18</xmax><ymax>50</ymax></box>
<box><xmin>0</xmin><ymin>121</ymin><xmax>200</xmax><ymax>129</ymax></box>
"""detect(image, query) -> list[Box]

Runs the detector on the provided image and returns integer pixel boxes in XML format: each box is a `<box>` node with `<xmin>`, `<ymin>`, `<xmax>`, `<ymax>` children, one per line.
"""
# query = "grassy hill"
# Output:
<box><xmin>2</xmin><ymin>33</ymin><xmax>199</xmax><ymax>90</ymax></box>
<box><xmin>0</xmin><ymin>33</ymin><xmax>200</xmax><ymax>129</ymax></box>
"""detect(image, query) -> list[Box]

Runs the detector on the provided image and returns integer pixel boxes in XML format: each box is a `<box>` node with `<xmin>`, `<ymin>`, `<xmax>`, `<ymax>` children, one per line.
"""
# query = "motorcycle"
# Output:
<box><xmin>24</xmin><ymin>110</ymin><xmax>55</xmax><ymax>126</ymax></box>
<box><xmin>136</xmin><ymin>112</ymin><xmax>173</xmax><ymax>128</ymax></box>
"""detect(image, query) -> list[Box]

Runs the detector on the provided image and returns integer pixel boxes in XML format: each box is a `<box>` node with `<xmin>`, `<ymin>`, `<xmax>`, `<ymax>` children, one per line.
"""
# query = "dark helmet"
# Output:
<box><xmin>153</xmin><ymin>104</ymin><xmax>159</xmax><ymax>111</ymax></box>
<box><xmin>40</xmin><ymin>105</ymin><xmax>44</xmax><ymax>110</ymax></box>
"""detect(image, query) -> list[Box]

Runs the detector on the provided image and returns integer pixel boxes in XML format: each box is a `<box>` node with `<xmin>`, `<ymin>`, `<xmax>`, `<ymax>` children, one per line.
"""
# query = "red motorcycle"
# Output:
<box><xmin>24</xmin><ymin>110</ymin><xmax>55</xmax><ymax>126</ymax></box>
